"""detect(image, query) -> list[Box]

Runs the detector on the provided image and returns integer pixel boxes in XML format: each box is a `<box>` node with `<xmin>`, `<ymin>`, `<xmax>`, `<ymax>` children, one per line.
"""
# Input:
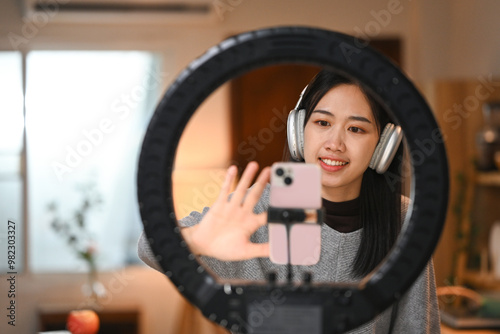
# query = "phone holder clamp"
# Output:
<box><xmin>267</xmin><ymin>207</ymin><xmax>324</xmax><ymax>224</ymax></box>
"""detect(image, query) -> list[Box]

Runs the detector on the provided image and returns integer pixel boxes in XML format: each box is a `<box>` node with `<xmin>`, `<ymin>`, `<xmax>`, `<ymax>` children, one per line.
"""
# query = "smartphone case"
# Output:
<box><xmin>268</xmin><ymin>163</ymin><xmax>322</xmax><ymax>265</ymax></box>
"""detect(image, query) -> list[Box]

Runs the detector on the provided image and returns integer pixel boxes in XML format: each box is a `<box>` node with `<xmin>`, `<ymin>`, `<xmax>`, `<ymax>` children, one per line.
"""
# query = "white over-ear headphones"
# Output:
<box><xmin>287</xmin><ymin>86</ymin><xmax>403</xmax><ymax>174</ymax></box>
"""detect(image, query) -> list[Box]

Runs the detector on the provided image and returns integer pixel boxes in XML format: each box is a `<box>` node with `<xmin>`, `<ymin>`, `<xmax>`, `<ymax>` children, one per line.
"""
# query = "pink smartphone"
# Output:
<box><xmin>268</xmin><ymin>162</ymin><xmax>322</xmax><ymax>266</ymax></box>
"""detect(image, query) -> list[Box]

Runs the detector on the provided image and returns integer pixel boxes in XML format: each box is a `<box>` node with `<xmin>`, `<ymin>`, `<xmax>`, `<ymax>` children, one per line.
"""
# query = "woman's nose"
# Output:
<box><xmin>325</xmin><ymin>128</ymin><xmax>346</xmax><ymax>152</ymax></box>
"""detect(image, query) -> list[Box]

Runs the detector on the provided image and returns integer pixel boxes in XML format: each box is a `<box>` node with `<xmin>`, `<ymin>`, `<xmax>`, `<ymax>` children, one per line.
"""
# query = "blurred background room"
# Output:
<box><xmin>1</xmin><ymin>0</ymin><xmax>500</xmax><ymax>333</ymax></box>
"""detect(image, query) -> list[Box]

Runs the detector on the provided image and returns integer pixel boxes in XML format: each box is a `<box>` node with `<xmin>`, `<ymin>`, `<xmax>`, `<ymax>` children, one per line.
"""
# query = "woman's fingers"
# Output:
<box><xmin>230</xmin><ymin>161</ymin><xmax>259</xmax><ymax>205</ymax></box>
<box><xmin>243</xmin><ymin>166</ymin><xmax>270</xmax><ymax>211</ymax></box>
<box><xmin>215</xmin><ymin>162</ymin><xmax>267</xmax><ymax>209</ymax></box>
<box><xmin>212</xmin><ymin>165</ymin><xmax>238</xmax><ymax>209</ymax></box>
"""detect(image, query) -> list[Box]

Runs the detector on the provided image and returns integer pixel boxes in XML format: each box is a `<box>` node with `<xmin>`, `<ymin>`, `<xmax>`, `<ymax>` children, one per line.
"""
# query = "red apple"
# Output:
<box><xmin>66</xmin><ymin>309</ymin><xmax>100</xmax><ymax>334</ymax></box>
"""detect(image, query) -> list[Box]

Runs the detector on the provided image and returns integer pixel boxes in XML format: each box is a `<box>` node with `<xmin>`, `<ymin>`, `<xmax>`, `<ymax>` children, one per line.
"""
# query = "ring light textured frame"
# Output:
<box><xmin>137</xmin><ymin>26</ymin><xmax>448</xmax><ymax>333</ymax></box>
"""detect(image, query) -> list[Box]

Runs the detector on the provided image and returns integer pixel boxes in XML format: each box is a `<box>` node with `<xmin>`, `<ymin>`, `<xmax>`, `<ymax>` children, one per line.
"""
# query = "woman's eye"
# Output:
<box><xmin>315</xmin><ymin>120</ymin><xmax>330</xmax><ymax>127</ymax></box>
<box><xmin>349</xmin><ymin>126</ymin><xmax>364</xmax><ymax>133</ymax></box>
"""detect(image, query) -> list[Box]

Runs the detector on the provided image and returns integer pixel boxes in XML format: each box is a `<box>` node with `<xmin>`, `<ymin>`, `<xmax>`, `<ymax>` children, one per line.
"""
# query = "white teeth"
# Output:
<box><xmin>321</xmin><ymin>158</ymin><xmax>348</xmax><ymax>166</ymax></box>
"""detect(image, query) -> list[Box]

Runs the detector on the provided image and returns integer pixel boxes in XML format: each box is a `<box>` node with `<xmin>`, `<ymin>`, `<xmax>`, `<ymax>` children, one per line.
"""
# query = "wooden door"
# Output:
<box><xmin>230</xmin><ymin>64</ymin><xmax>321</xmax><ymax>173</ymax></box>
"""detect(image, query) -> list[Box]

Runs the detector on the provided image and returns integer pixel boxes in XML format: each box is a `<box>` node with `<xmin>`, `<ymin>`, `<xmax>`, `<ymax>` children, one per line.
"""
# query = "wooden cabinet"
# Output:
<box><xmin>433</xmin><ymin>79</ymin><xmax>500</xmax><ymax>288</ymax></box>
<box><xmin>38</xmin><ymin>304</ymin><xmax>140</xmax><ymax>334</ymax></box>
<box><xmin>461</xmin><ymin>171</ymin><xmax>500</xmax><ymax>290</ymax></box>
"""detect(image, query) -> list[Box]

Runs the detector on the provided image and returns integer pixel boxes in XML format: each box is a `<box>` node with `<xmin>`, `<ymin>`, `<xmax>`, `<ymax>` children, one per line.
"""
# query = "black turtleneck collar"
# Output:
<box><xmin>322</xmin><ymin>197</ymin><xmax>361</xmax><ymax>233</ymax></box>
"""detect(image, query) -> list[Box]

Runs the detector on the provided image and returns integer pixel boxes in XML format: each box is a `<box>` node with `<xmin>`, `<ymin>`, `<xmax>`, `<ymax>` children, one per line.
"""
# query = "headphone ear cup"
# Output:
<box><xmin>287</xmin><ymin>108</ymin><xmax>306</xmax><ymax>161</ymax></box>
<box><xmin>369</xmin><ymin>124</ymin><xmax>392</xmax><ymax>170</ymax></box>
<box><xmin>296</xmin><ymin>109</ymin><xmax>306</xmax><ymax>159</ymax></box>
<box><xmin>369</xmin><ymin>123</ymin><xmax>403</xmax><ymax>174</ymax></box>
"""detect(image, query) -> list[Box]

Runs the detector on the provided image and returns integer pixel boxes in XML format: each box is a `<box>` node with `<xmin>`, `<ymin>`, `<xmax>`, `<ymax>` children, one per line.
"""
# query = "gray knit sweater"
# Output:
<box><xmin>137</xmin><ymin>186</ymin><xmax>441</xmax><ymax>333</ymax></box>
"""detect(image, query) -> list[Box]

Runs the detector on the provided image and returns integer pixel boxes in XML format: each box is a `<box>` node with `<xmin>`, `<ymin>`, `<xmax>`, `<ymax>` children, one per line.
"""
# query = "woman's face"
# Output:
<box><xmin>303</xmin><ymin>84</ymin><xmax>380</xmax><ymax>202</ymax></box>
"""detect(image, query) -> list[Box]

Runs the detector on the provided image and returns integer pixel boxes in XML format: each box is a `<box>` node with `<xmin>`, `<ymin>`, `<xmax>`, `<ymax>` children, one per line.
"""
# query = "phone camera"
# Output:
<box><xmin>284</xmin><ymin>176</ymin><xmax>293</xmax><ymax>185</ymax></box>
<box><xmin>276</xmin><ymin>168</ymin><xmax>284</xmax><ymax>176</ymax></box>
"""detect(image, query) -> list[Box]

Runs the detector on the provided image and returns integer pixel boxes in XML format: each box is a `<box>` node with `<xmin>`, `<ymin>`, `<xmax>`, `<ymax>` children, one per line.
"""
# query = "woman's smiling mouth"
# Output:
<box><xmin>319</xmin><ymin>157</ymin><xmax>349</xmax><ymax>172</ymax></box>
<box><xmin>320</xmin><ymin>158</ymin><xmax>348</xmax><ymax>166</ymax></box>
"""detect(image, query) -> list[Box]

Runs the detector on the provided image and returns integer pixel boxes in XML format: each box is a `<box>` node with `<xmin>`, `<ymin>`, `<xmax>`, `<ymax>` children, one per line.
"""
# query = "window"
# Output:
<box><xmin>0</xmin><ymin>51</ymin><xmax>24</xmax><ymax>273</ymax></box>
<box><xmin>25</xmin><ymin>51</ymin><xmax>162</xmax><ymax>272</ymax></box>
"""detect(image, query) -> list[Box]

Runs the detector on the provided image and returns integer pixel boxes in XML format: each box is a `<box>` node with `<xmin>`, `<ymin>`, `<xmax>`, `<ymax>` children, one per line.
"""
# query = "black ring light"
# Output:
<box><xmin>137</xmin><ymin>26</ymin><xmax>448</xmax><ymax>334</ymax></box>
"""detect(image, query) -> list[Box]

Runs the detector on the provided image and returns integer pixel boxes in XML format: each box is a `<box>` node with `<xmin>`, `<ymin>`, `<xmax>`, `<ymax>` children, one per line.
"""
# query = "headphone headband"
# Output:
<box><xmin>294</xmin><ymin>85</ymin><xmax>308</xmax><ymax>110</ymax></box>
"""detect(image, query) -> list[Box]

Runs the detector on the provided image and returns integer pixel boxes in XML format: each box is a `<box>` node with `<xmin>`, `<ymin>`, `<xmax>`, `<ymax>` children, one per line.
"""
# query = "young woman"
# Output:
<box><xmin>138</xmin><ymin>70</ymin><xmax>441</xmax><ymax>333</ymax></box>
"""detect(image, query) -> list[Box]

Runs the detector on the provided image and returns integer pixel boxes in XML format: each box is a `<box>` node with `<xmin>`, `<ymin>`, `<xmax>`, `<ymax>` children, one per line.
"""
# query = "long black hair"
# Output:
<box><xmin>285</xmin><ymin>69</ymin><xmax>404</xmax><ymax>278</ymax></box>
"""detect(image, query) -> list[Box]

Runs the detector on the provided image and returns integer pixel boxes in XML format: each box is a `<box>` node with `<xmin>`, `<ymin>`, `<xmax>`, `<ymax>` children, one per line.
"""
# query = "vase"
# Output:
<box><xmin>490</xmin><ymin>221</ymin><xmax>500</xmax><ymax>279</ymax></box>
<box><xmin>81</xmin><ymin>261</ymin><xmax>107</xmax><ymax>307</ymax></box>
<box><xmin>476</xmin><ymin>102</ymin><xmax>500</xmax><ymax>171</ymax></box>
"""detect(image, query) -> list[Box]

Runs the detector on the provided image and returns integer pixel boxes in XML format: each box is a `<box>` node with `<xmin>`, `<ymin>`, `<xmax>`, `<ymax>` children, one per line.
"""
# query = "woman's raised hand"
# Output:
<box><xmin>181</xmin><ymin>161</ymin><xmax>270</xmax><ymax>261</ymax></box>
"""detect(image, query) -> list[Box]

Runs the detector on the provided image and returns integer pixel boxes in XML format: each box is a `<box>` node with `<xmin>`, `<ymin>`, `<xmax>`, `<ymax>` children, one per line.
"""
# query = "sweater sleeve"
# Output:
<box><xmin>136</xmin><ymin>205</ymin><xmax>212</xmax><ymax>273</ymax></box>
<box><xmin>136</xmin><ymin>206</ymin><xmax>230</xmax><ymax>275</ymax></box>
<box><xmin>137</xmin><ymin>230</ymin><xmax>164</xmax><ymax>272</ymax></box>
<box><xmin>391</xmin><ymin>260</ymin><xmax>441</xmax><ymax>333</ymax></box>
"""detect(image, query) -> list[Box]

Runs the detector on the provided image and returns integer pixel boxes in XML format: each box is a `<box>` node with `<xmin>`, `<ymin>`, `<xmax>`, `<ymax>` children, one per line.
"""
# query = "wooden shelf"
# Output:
<box><xmin>476</xmin><ymin>172</ymin><xmax>500</xmax><ymax>186</ymax></box>
<box><xmin>463</xmin><ymin>270</ymin><xmax>500</xmax><ymax>291</ymax></box>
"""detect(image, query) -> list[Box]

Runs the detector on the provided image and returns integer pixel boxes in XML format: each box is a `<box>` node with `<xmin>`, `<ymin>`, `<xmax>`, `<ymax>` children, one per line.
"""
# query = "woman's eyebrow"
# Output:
<box><xmin>311</xmin><ymin>109</ymin><xmax>333</xmax><ymax>117</ymax></box>
<box><xmin>349</xmin><ymin>115</ymin><xmax>372</xmax><ymax>124</ymax></box>
<box><xmin>312</xmin><ymin>109</ymin><xmax>372</xmax><ymax>124</ymax></box>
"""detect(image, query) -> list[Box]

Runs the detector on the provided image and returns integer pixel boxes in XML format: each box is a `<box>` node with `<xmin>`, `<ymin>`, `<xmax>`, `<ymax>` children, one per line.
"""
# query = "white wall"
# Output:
<box><xmin>448</xmin><ymin>0</ymin><xmax>500</xmax><ymax>79</ymax></box>
<box><xmin>0</xmin><ymin>0</ymin><xmax>415</xmax><ymax>72</ymax></box>
<box><xmin>2</xmin><ymin>1</ymin><xmax>500</xmax><ymax>79</ymax></box>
